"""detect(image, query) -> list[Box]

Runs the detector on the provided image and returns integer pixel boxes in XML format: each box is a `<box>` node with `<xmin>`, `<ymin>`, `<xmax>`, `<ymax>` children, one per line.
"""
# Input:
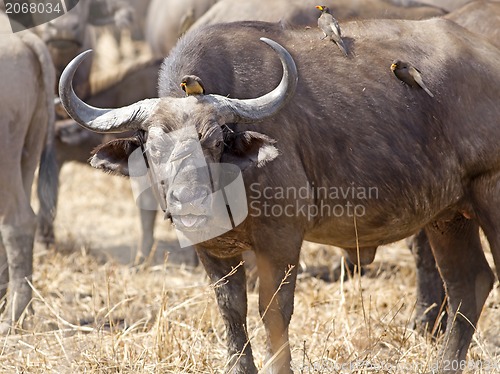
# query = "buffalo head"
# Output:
<box><xmin>59</xmin><ymin>38</ymin><xmax>297</xmax><ymax>233</ymax></box>
<box><xmin>37</xmin><ymin>0</ymin><xmax>132</xmax><ymax>60</ymax></box>
<box><xmin>37</xmin><ymin>1</ymin><xmax>88</xmax><ymax>51</ymax></box>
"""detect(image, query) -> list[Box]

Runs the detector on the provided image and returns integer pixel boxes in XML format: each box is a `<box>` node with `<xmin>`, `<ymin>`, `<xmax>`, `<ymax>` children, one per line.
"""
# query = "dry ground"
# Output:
<box><xmin>2</xmin><ymin>162</ymin><xmax>499</xmax><ymax>373</ymax></box>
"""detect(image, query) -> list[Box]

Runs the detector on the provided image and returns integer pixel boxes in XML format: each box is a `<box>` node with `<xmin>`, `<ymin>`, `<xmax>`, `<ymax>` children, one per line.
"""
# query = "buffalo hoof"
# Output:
<box><xmin>413</xmin><ymin>305</ymin><xmax>447</xmax><ymax>337</ymax></box>
<box><xmin>35</xmin><ymin>225</ymin><xmax>55</xmax><ymax>249</ymax></box>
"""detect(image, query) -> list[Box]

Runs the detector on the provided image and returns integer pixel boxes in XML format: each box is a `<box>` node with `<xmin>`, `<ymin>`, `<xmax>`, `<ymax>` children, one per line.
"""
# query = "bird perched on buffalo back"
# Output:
<box><xmin>180</xmin><ymin>75</ymin><xmax>205</xmax><ymax>96</ymax></box>
<box><xmin>391</xmin><ymin>60</ymin><xmax>434</xmax><ymax>98</ymax></box>
<box><xmin>315</xmin><ymin>5</ymin><xmax>348</xmax><ymax>57</ymax></box>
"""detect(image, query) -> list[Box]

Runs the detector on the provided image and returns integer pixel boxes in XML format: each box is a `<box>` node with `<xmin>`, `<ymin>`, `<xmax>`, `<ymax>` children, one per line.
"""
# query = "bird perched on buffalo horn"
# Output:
<box><xmin>391</xmin><ymin>60</ymin><xmax>434</xmax><ymax>98</ymax></box>
<box><xmin>315</xmin><ymin>5</ymin><xmax>348</xmax><ymax>57</ymax></box>
<box><xmin>180</xmin><ymin>75</ymin><xmax>205</xmax><ymax>96</ymax></box>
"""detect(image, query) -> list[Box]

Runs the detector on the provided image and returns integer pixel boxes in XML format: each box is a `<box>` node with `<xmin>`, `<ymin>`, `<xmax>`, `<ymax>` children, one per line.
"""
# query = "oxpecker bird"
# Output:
<box><xmin>391</xmin><ymin>60</ymin><xmax>434</xmax><ymax>98</ymax></box>
<box><xmin>180</xmin><ymin>75</ymin><xmax>205</xmax><ymax>96</ymax></box>
<box><xmin>315</xmin><ymin>5</ymin><xmax>348</xmax><ymax>57</ymax></box>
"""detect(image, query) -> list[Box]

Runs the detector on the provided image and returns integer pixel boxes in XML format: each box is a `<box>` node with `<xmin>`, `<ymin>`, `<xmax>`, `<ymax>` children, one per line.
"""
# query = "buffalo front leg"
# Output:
<box><xmin>0</xmin><ymin>221</ymin><xmax>36</xmax><ymax>334</ymax></box>
<box><xmin>137</xmin><ymin>208</ymin><xmax>156</xmax><ymax>264</ymax></box>
<box><xmin>196</xmin><ymin>249</ymin><xmax>257</xmax><ymax>374</ymax></box>
<box><xmin>471</xmin><ymin>174</ymin><xmax>500</xmax><ymax>286</ymax></box>
<box><xmin>254</xmin><ymin>230</ymin><xmax>301</xmax><ymax>374</ymax></box>
<box><xmin>409</xmin><ymin>230</ymin><xmax>447</xmax><ymax>334</ymax></box>
<box><xmin>425</xmin><ymin>215</ymin><xmax>494</xmax><ymax>373</ymax></box>
<box><xmin>130</xmin><ymin>180</ymin><xmax>157</xmax><ymax>264</ymax></box>
<box><xmin>0</xmin><ymin>242</ymin><xmax>8</xmax><ymax>314</ymax></box>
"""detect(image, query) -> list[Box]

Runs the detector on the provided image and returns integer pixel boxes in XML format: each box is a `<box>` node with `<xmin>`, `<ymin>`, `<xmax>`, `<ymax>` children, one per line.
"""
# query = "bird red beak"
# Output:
<box><xmin>390</xmin><ymin>63</ymin><xmax>397</xmax><ymax>71</ymax></box>
<box><xmin>315</xmin><ymin>5</ymin><xmax>323</xmax><ymax>11</ymax></box>
<box><xmin>180</xmin><ymin>82</ymin><xmax>186</xmax><ymax>88</ymax></box>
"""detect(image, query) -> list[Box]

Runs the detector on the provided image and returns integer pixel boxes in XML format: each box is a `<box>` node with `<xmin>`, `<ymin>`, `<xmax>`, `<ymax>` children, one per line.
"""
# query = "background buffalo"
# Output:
<box><xmin>0</xmin><ymin>1</ymin><xmax>498</xmax><ymax>373</ymax></box>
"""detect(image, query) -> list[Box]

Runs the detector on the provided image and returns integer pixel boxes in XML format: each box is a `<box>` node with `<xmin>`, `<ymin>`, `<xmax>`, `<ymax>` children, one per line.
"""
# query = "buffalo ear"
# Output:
<box><xmin>221</xmin><ymin>130</ymin><xmax>279</xmax><ymax>170</ymax></box>
<box><xmin>90</xmin><ymin>137</ymin><xmax>142</xmax><ymax>176</ymax></box>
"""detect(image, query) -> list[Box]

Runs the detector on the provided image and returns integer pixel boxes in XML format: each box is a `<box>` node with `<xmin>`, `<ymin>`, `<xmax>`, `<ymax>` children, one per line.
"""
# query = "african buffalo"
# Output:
<box><xmin>145</xmin><ymin>0</ymin><xmax>218</xmax><ymax>57</ymax></box>
<box><xmin>55</xmin><ymin>56</ymin><xmax>161</xmax><ymax>166</ymax></box>
<box><xmin>189</xmin><ymin>0</ymin><xmax>318</xmax><ymax>30</ymax></box>
<box><xmin>146</xmin><ymin>0</ymin><xmax>449</xmax><ymax>325</ymax></box>
<box><xmin>122</xmin><ymin>0</ymin><xmax>151</xmax><ymax>40</ymax></box>
<box><xmin>409</xmin><ymin>0</ymin><xmax>500</xmax><ymax>332</ymax></box>
<box><xmin>444</xmin><ymin>0</ymin><xmax>500</xmax><ymax>49</ymax></box>
<box><xmin>397</xmin><ymin>0</ymin><xmax>482</xmax><ymax>11</ymax></box>
<box><xmin>191</xmin><ymin>0</ymin><xmax>445</xmax><ymax>31</ymax></box>
<box><xmin>34</xmin><ymin>0</ymin><xmax>133</xmax><ymax>245</ymax></box>
<box><xmin>35</xmin><ymin>0</ymin><xmax>133</xmax><ymax>98</ymax></box>
<box><xmin>143</xmin><ymin>0</ymin><xmax>446</xmax><ymax>269</ymax></box>
<box><xmin>147</xmin><ymin>0</ymin><xmax>445</xmax><ymax>60</ymax></box>
<box><xmin>0</xmin><ymin>17</ymin><xmax>57</xmax><ymax>333</ymax></box>
<box><xmin>60</xmin><ymin>19</ymin><xmax>499</xmax><ymax>374</ymax></box>
<box><xmin>55</xmin><ymin>56</ymin><xmax>161</xmax><ymax>260</ymax></box>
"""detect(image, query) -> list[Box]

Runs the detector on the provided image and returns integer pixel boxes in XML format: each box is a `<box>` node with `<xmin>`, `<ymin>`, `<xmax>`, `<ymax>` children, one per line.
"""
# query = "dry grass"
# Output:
<box><xmin>7</xmin><ymin>162</ymin><xmax>498</xmax><ymax>373</ymax></box>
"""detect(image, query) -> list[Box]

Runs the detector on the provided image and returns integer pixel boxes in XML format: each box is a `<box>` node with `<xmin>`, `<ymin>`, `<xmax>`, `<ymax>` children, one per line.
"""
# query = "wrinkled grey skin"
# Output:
<box><xmin>0</xmin><ymin>18</ymin><xmax>56</xmax><ymax>333</ymax></box>
<box><xmin>60</xmin><ymin>21</ymin><xmax>499</xmax><ymax>374</ymax></box>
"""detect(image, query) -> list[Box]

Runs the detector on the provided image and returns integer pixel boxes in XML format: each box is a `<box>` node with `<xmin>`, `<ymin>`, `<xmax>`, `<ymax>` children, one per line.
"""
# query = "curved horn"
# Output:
<box><xmin>212</xmin><ymin>37</ymin><xmax>298</xmax><ymax>123</ymax></box>
<box><xmin>59</xmin><ymin>50</ymin><xmax>159</xmax><ymax>133</ymax></box>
